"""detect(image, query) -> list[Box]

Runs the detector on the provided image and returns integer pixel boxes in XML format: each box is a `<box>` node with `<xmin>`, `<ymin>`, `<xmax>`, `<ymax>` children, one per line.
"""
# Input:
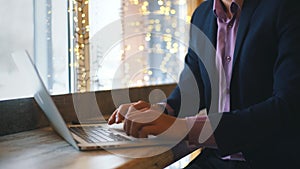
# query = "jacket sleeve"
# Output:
<box><xmin>167</xmin><ymin>49</ymin><xmax>206</xmax><ymax>117</ymax></box>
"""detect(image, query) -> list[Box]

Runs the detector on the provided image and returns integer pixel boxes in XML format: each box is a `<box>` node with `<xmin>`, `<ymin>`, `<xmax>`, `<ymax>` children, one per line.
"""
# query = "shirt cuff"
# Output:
<box><xmin>185</xmin><ymin>115</ymin><xmax>217</xmax><ymax>148</ymax></box>
<box><xmin>157</xmin><ymin>102</ymin><xmax>175</xmax><ymax>116</ymax></box>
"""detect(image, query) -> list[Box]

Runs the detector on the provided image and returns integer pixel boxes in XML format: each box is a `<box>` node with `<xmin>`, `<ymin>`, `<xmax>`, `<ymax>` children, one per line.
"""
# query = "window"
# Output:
<box><xmin>0</xmin><ymin>0</ymin><xmax>34</xmax><ymax>100</ymax></box>
<box><xmin>73</xmin><ymin>0</ymin><xmax>203</xmax><ymax>92</ymax></box>
<box><xmin>0</xmin><ymin>0</ymin><xmax>202</xmax><ymax>101</ymax></box>
<box><xmin>0</xmin><ymin>0</ymin><xmax>68</xmax><ymax>101</ymax></box>
<box><xmin>34</xmin><ymin>0</ymin><xmax>69</xmax><ymax>94</ymax></box>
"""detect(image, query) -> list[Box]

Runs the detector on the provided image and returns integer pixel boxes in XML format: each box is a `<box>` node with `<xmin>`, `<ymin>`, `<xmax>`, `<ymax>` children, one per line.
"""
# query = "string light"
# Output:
<box><xmin>69</xmin><ymin>0</ymin><xmax>202</xmax><ymax>90</ymax></box>
<box><xmin>121</xmin><ymin>0</ymin><xmax>192</xmax><ymax>87</ymax></box>
<box><xmin>71</xmin><ymin>0</ymin><xmax>90</xmax><ymax>93</ymax></box>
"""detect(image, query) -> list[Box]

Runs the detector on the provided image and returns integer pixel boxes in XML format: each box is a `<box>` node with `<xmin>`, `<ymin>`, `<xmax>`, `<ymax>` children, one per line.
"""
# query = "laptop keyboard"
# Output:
<box><xmin>69</xmin><ymin>126</ymin><xmax>131</xmax><ymax>143</ymax></box>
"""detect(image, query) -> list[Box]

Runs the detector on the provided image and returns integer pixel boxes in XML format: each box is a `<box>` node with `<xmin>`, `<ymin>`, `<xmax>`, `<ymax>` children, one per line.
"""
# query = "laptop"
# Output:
<box><xmin>11</xmin><ymin>50</ymin><xmax>175</xmax><ymax>151</ymax></box>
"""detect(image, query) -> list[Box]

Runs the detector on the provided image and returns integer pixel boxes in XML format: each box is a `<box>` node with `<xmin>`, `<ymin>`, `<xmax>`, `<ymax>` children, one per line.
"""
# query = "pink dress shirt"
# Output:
<box><xmin>166</xmin><ymin>0</ymin><xmax>245</xmax><ymax>160</ymax></box>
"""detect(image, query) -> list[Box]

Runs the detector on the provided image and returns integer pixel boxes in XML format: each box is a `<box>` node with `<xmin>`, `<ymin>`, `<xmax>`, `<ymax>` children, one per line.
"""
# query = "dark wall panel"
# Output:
<box><xmin>0</xmin><ymin>84</ymin><xmax>176</xmax><ymax>136</ymax></box>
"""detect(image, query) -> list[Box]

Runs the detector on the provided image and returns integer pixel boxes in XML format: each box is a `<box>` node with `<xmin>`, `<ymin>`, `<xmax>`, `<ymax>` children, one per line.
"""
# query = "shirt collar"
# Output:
<box><xmin>213</xmin><ymin>0</ymin><xmax>243</xmax><ymax>20</ymax></box>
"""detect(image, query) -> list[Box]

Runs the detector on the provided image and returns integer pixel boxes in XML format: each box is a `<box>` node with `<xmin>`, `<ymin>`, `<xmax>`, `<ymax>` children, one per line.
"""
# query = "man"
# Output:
<box><xmin>108</xmin><ymin>0</ymin><xmax>300</xmax><ymax>168</ymax></box>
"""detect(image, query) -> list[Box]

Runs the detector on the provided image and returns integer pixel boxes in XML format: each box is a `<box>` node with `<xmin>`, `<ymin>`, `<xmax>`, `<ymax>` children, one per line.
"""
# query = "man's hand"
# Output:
<box><xmin>124</xmin><ymin>105</ymin><xmax>188</xmax><ymax>139</ymax></box>
<box><xmin>107</xmin><ymin>100</ymin><xmax>150</xmax><ymax>125</ymax></box>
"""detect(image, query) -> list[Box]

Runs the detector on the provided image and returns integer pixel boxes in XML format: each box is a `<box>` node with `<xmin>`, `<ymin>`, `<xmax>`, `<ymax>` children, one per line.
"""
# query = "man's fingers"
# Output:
<box><xmin>129</xmin><ymin>120</ymin><xmax>143</xmax><ymax>138</ymax></box>
<box><xmin>115</xmin><ymin>112</ymin><xmax>124</xmax><ymax>123</ymax></box>
<box><xmin>125</xmin><ymin>111</ymin><xmax>159</xmax><ymax>137</ymax></box>
<box><xmin>108</xmin><ymin>111</ymin><xmax>117</xmax><ymax>125</ymax></box>
<box><xmin>133</xmin><ymin>100</ymin><xmax>150</xmax><ymax>110</ymax></box>
<box><xmin>138</xmin><ymin>125</ymin><xmax>157</xmax><ymax>138</ymax></box>
<box><xmin>123</xmin><ymin>119</ymin><xmax>127</xmax><ymax>133</ymax></box>
<box><xmin>124</xmin><ymin>108</ymin><xmax>147</xmax><ymax>136</ymax></box>
<box><xmin>124</xmin><ymin>116</ymin><xmax>132</xmax><ymax>135</ymax></box>
<box><xmin>108</xmin><ymin>109</ymin><xmax>125</xmax><ymax>125</ymax></box>
<box><xmin>128</xmin><ymin>115</ymin><xmax>153</xmax><ymax>137</ymax></box>
<box><xmin>109</xmin><ymin>101</ymin><xmax>150</xmax><ymax>125</ymax></box>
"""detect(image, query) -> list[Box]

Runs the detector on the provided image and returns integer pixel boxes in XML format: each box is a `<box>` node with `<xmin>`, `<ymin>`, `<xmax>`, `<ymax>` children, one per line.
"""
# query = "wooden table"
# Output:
<box><xmin>0</xmin><ymin>127</ymin><xmax>200</xmax><ymax>169</ymax></box>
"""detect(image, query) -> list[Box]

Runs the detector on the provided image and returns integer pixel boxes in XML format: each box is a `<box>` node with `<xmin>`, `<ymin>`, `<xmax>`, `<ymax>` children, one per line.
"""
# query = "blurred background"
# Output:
<box><xmin>0</xmin><ymin>0</ymin><xmax>203</xmax><ymax>101</ymax></box>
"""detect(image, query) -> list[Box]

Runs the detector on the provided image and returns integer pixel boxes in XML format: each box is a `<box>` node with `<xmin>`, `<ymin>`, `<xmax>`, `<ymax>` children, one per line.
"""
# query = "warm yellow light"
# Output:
<box><xmin>136</xmin><ymin>80</ymin><xmax>143</xmax><ymax>87</ymax></box>
<box><xmin>155</xmin><ymin>25</ymin><xmax>161</xmax><ymax>31</ymax></box>
<box><xmin>125</xmin><ymin>45</ymin><xmax>131</xmax><ymax>51</ymax></box>
<box><xmin>173</xmin><ymin>43</ymin><xmax>179</xmax><ymax>48</ymax></box>
<box><xmin>160</xmin><ymin>6</ymin><xmax>165</xmax><ymax>11</ymax></box>
<box><xmin>74</xmin><ymin>17</ymin><xmax>78</xmax><ymax>23</ymax></box>
<box><xmin>144</xmin><ymin>75</ymin><xmax>150</xmax><ymax>81</ymax></box>
<box><xmin>131</xmin><ymin>0</ymin><xmax>139</xmax><ymax>5</ymax></box>
<box><xmin>170</xmin><ymin>9</ymin><xmax>176</xmax><ymax>15</ymax></box>
<box><xmin>158</xmin><ymin>0</ymin><xmax>164</xmax><ymax>6</ymax></box>
<box><xmin>141</xmin><ymin>6</ymin><xmax>148</xmax><ymax>11</ymax></box>
<box><xmin>139</xmin><ymin>45</ymin><xmax>145</xmax><ymax>51</ymax></box>
<box><xmin>148</xmin><ymin>25</ymin><xmax>154</xmax><ymax>31</ymax></box>
<box><xmin>145</xmin><ymin>36</ymin><xmax>151</xmax><ymax>41</ymax></box>
<box><xmin>143</xmin><ymin>1</ymin><xmax>149</xmax><ymax>6</ymax></box>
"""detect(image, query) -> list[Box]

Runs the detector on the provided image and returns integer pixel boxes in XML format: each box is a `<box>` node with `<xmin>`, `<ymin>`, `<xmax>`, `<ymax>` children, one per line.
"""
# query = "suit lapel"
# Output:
<box><xmin>208</xmin><ymin>16</ymin><xmax>217</xmax><ymax>48</ymax></box>
<box><xmin>207</xmin><ymin>2</ymin><xmax>217</xmax><ymax>47</ymax></box>
<box><xmin>233</xmin><ymin>0</ymin><xmax>260</xmax><ymax>67</ymax></box>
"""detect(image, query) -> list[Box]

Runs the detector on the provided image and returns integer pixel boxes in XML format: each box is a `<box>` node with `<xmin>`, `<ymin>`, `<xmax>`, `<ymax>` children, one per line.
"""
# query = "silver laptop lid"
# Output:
<box><xmin>11</xmin><ymin>50</ymin><xmax>79</xmax><ymax>150</ymax></box>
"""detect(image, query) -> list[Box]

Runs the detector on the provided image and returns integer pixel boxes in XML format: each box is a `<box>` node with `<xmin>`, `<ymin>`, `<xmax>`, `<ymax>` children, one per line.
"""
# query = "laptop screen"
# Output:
<box><xmin>11</xmin><ymin>50</ymin><xmax>78</xmax><ymax>149</ymax></box>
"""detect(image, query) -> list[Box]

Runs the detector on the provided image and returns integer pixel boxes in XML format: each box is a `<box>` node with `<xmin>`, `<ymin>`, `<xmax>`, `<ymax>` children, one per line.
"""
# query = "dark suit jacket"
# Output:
<box><xmin>167</xmin><ymin>0</ymin><xmax>300</xmax><ymax>168</ymax></box>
